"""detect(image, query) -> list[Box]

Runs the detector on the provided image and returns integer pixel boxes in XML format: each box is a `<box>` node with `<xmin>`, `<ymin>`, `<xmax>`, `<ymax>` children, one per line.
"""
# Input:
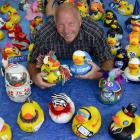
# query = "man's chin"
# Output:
<box><xmin>64</xmin><ymin>38</ymin><xmax>75</xmax><ymax>43</ymax></box>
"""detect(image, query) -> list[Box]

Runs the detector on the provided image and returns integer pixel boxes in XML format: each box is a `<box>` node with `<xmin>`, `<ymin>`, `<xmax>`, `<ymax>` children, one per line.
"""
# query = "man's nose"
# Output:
<box><xmin>64</xmin><ymin>25</ymin><xmax>69</xmax><ymax>34</ymax></box>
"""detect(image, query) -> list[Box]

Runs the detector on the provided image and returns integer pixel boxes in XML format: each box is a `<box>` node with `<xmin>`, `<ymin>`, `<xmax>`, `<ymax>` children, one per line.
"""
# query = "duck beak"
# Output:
<box><xmin>112</xmin><ymin>116</ymin><xmax>120</xmax><ymax>125</ymax></box>
<box><xmin>52</xmin><ymin>60</ymin><xmax>60</xmax><ymax>67</ymax></box>
<box><xmin>75</xmin><ymin>114</ymin><xmax>86</xmax><ymax>123</ymax></box>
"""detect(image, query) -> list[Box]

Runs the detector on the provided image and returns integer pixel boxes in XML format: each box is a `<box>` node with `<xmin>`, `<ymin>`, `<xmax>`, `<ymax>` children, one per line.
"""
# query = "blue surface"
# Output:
<box><xmin>0</xmin><ymin>0</ymin><xmax>140</xmax><ymax>140</ymax></box>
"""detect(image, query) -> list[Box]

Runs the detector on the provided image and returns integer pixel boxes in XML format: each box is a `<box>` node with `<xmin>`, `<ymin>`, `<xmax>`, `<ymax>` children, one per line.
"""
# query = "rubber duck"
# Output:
<box><xmin>17</xmin><ymin>98</ymin><xmax>44</xmax><ymax>132</ymax></box>
<box><xmin>109</xmin><ymin>0</ymin><xmax>121</xmax><ymax>9</ymax></box>
<box><xmin>110</xmin><ymin>20</ymin><xmax>123</xmax><ymax>37</ymax></box>
<box><xmin>25</xmin><ymin>1</ymin><xmax>43</xmax><ymax>21</ymax></box>
<box><xmin>9</xmin><ymin>14</ymin><xmax>21</xmax><ymax>24</ymax></box>
<box><xmin>30</xmin><ymin>16</ymin><xmax>43</xmax><ymax>33</ymax></box>
<box><xmin>77</xmin><ymin>0</ymin><xmax>89</xmax><ymax>17</ymax></box>
<box><xmin>3</xmin><ymin>42</ymin><xmax>21</xmax><ymax>58</ymax></box>
<box><xmin>4</xmin><ymin>63</ymin><xmax>31</xmax><ymax>102</ymax></box>
<box><xmin>19</xmin><ymin>0</ymin><xmax>30</xmax><ymax>11</ymax></box>
<box><xmin>28</xmin><ymin>43</ymin><xmax>34</xmax><ymax>61</ymax></box>
<box><xmin>117</xmin><ymin>0</ymin><xmax>133</xmax><ymax>16</ymax></box>
<box><xmin>103</xmin><ymin>10</ymin><xmax>117</xmax><ymax>27</ymax></box>
<box><xmin>72</xmin><ymin>106</ymin><xmax>102</xmax><ymax>138</ymax></box>
<box><xmin>106</xmin><ymin>28</ymin><xmax>122</xmax><ymax>56</ymax></box>
<box><xmin>99</xmin><ymin>68</ymin><xmax>123</xmax><ymax>104</ymax></box>
<box><xmin>124</xmin><ymin>57</ymin><xmax>140</xmax><ymax>81</ymax></box>
<box><xmin>49</xmin><ymin>93</ymin><xmax>75</xmax><ymax>123</ymax></box>
<box><xmin>36</xmin><ymin>52</ymin><xmax>71</xmax><ymax>84</ymax></box>
<box><xmin>126</xmin><ymin>37</ymin><xmax>140</xmax><ymax>58</ymax></box>
<box><xmin>125</xmin><ymin>0</ymin><xmax>140</xmax><ymax>32</ymax></box>
<box><xmin>109</xmin><ymin>103</ymin><xmax>140</xmax><ymax>140</ymax></box>
<box><xmin>90</xmin><ymin>1</ymin><xmax>104</xmax><ymax>21</ymax></box>
<box><xmin>0</xmin><ymin>117</ymin><xmax>12</xmax><ymax>140</ymax></box>
<box><xmin>114</xmin><ymin>48</ymin><xmax>129</xmax><ymax>71</ymax></box>
<box><xmin>0</xmin><ymin>30</ymin><xmax>4</xmax><ymax>40</ymax></box>
<box><xmin>70</xmin><ymin>50</ymin><xmax>92</xmax><ymax>75</ymax></box>
<box><xmin>0</xmin><ymin>3</ymin><xmax>17</xmax><ymax>15</ymax></box>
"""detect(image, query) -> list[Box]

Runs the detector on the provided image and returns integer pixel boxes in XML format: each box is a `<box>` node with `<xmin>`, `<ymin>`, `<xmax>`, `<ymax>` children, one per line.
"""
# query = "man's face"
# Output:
<box><xmin>56</xmin><ymin>11</ymin><xmax>81</xmax><ymax>43</ymax></box>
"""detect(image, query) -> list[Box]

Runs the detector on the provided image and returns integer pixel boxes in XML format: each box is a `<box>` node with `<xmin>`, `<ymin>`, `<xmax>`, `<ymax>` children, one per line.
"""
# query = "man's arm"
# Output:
<box><xmin>101</xmin><ymin>59</ymin><xmax>114</xmax><ymax>71</ymax></box>
<box><xmin>46</xmin><ymin>0</ymin><xmax>56</xmax><ymax>16</ymax></box>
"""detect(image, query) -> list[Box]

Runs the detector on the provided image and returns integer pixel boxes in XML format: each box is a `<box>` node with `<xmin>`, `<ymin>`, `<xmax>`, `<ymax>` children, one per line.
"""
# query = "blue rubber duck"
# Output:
<box><xmin>70</xmin><ymin>50</ymin><xmax>92</xmax><ymax>75</ymax></box>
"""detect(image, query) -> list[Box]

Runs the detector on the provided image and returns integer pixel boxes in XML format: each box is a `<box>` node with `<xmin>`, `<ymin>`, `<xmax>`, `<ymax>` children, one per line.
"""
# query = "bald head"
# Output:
<box><xmin>54</xmin><ymin>3</ymin><xmax>82</xmax><ymax>43</ymax></box>
<box><xmin>55</xmin><ymin>3</ymin><xmax>81</xmax><ymax>22</ymax></box>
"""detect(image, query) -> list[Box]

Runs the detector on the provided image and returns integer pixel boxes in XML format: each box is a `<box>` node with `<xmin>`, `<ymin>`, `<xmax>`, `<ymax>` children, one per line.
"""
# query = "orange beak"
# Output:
<box><xmin>75</xmin><ymin>114</ymin><xmax>86</xmax><ymax>123</ymax></box>
<box><xmin>112</xmin><ymin>116</ymin><xmax>120</xmax><ymax>125</ymax></box>
<box><xmin>54</xmin><ymin>105</ymin><xmax>65</xmax><ymax>111</ymax></box>
<box><xmin>23</xmin><ymin>113</ymin><xmax>34</xmax><ymax>120</ymax></box>
<box><xmin>52</xmin><ymin>60</ymin><xmax>60</xmax><ymax>67</ymax></box>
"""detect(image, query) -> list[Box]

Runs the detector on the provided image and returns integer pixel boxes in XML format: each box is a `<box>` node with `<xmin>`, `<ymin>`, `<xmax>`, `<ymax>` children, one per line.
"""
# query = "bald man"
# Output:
<box><xmin>28</xmin><ymin>3</ymin><xmax>114</xmax><ymax>89</ymax></box>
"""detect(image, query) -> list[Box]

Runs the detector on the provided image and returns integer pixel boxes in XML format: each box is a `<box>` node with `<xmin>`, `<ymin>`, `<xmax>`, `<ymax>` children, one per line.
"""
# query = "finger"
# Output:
<box><xmin>75</xmin><ymin>74</ymin><xmax>89</xmax><ymax>79</ymax></box>
<box><xmin>42</xmin><ymin>83</ymin><xmax>56</xmax><ymax>88</ymax></box>
<box><xmin>87</xmin><ymin>61</ymin><xmax>100</xmax><ymax>70</ymax></box>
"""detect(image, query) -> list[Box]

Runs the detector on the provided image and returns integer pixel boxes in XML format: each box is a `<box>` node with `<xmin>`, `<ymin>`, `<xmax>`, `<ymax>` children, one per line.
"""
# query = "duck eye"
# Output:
<box><xmin>123</xmin><ymin>120</ymin><xmax>129</xmax><ymax>126</ymax></box>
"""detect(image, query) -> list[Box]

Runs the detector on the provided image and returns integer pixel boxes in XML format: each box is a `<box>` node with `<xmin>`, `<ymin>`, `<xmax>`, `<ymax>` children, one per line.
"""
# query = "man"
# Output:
<box><xmin>28</xmin><ymin>2</ymin><xmax>114</xmax><ymax>89</ymax></box>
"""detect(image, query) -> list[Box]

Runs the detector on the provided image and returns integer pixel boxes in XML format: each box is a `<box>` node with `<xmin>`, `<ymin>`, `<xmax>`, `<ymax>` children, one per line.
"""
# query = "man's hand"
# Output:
<box><xmin>32</xmin><ymin>72</ymin><xmax>56</xmax><ymax>89</ymax></box>
<box><xmin>76</xmin><ymin>61</ymin><xmax>103</xmax><ymax>80</ymax></box>
<box><xmin>46</xmin><ymin>0</ymin><xmax>56</xmax><ymax>16</ymax></box>
<box><xmin>28</xmin><ymin>63</ymin><xmax>56</xmax><ymax>89</ymax></box>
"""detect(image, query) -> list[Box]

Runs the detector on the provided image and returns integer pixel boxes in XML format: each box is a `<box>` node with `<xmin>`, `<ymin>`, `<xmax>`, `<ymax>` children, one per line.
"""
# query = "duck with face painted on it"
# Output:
<box><xmin>72</xmin><ymin>106</ymin><xmax>102</xmax><ymax>138</ymax></box>
<box><xmin>109</xmin><ymin>103</ymin><xmax>140</xmax><ymax>140</ymax></box>
<box><xmin>49</xmin><ymin>93</ymin><xmax>75</xmax><ymax>123</ymax></box>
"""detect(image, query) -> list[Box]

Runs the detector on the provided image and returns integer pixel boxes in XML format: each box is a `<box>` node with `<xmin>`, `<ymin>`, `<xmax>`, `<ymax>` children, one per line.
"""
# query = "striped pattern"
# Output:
<box><xmin>29</xmin><ymin>16</ymin><xmax>113</xmax><ymax>64</ymax></box>
<box><xmin>51</xmin><ymin>93</ymin><xmax>67</xmax><ymax>107</ymax></box>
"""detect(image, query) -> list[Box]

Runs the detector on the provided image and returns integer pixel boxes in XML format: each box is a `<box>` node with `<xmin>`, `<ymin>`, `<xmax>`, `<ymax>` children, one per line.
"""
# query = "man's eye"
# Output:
<box><xmin>58</xmin><ymin>25</ymin><xmax>63</xmax><ymax>29</ymax></box>
<box><xmin>69</xmin><ymin>23</ymin><xmax>74</xmax><ymax>27</ymax></box>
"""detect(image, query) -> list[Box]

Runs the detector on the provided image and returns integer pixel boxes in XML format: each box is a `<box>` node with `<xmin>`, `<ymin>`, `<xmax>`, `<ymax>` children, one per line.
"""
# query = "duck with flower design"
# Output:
<box><xmin>36</xmin><ymin>51</ymin><xmax>71</xmax><ymax>84</ymax></box>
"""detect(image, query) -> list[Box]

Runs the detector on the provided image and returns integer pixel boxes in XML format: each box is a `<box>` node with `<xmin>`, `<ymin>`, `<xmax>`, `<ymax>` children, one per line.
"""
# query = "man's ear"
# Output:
<box><xmin>79</xmin><ymin>16</ymin><xmax>82</xmax><ymax>26</ymax></box>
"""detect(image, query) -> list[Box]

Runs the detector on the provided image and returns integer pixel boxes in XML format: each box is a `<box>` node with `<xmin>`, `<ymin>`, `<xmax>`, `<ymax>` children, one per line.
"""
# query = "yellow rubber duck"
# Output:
<box><xmin>0</xmin><ymin>3</ymin><xmax>12</xmax><ymax>14</ymax></box>
<box><xmin>90</xmin><ymin>2</ymin><xmax>104</xmax><ymax>21</ymax></box>
<box><xmin>0</xmin><ymin>117</ymin><xmax>12</xmax><ymax>140</ymax></box>
<box><xmin>41</xmin><ymin>55</ymin><xmax>62</xmax><ymax>83</ymax></box>
<box><xmin>9</xmin><ymin>14</ymin><xmax>21</xmax><ymax>24</ymax></box>
<box><xmin>126</xmin><ymin>37</ymin><xmax>140</xmax><ymax>58</ymax></box>
<box><xmin>72</xmin><ymin>106</ymin><xmax>102</xmax><ymax>138</ymax></box>
<box><xmin>0</xmin><ymin>30</ymin><xmax>4</xmax><ymax>40</ymax></box>
<box><xmin>3</xmin><ymin>43</ymin><xmax>21</xmax><ymax>58</ymax></box>
<box><xmin>77</xmin><ymin>1</ymin><xmax>89</xmax><ymax>17</ymax></box>
<box><xmin>109</xmin><ymin>103</ymin><xmax>140</xmax><ymax>140</ymax></box>
<box><xmin>106</xmin><ymin>31</ymin><xmax>122</xmax><ymax>56</ymax></box>
<box><xmin>117</xmin><ymin>0</ymin><xmax>133</xmax><ymax>16</ymax></box>
<box><xmin>28</xmin><ymin>43</ymin><xmax>34</xmax><ymax>61</ymax></box>
<box><xmin>0</xmin><ymin>3</ymin><xmax>17</xmax><ymax>15</ymax></box>
<box><xmin>17</xmin><ymin>98</ymin><xmax>44</xmax><ymax>132</ymax></box>
<box><xmin>30</xmin><ymin>16</ymin><xmax>43</xmax><ymax>33</ymax></box>
<box><xmin>124</xmin><ymin>57</ymin><xmax>140</xmax><ymax>81</ymax></box>
<box><xmin>72</xmin><ymin>50</ymin><xmax>85</xmax><ymax>66</ymax></box>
